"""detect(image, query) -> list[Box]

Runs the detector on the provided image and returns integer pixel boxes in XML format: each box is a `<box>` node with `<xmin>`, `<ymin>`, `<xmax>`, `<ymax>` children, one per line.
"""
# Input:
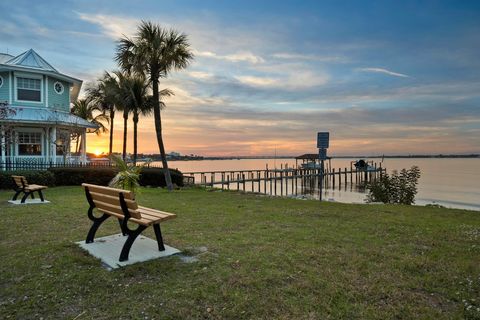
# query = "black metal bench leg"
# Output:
<box><xmin>12</xmin><ymin>190</ymin><xmax>22</xmax><ymax>201</ymax></box>
<box><xmin>30</xmin><ymin>192</ymin><xmax>35</xmax><ymax>199</ymax></box>
<box><xmin>119</xmin><ymin>225</ymin><xmax>147</xmax><ymax>261</ymax></box>
<box><xmin>86</xmin><ymin>213</ymin><xmax>110</xmax><ymax>243</ymax></box>
<box><xmin>118</xmin><ymin>218</ymin><xmax>127</xmax><ymax>236</ymax></box>
<box><xmin>38</xmin><ymin>190</ymin><xmax>45</xmax><ymax>202</ymax></box>
<box><xmin>20</xmin><ymin>192</ymin><xmax>30</xmax><ymax>203</ymax></box>
<box><xmin>153</xmin><ymin>224</ymin><xmax>166</xmax><ymax>251</ymax></box>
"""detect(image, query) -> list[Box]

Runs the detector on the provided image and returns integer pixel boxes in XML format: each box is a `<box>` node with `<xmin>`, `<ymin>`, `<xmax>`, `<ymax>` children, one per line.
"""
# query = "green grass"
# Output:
<box><xmin>1</xmin><ymin>186</ymin><xmax>479</xmax><ymax>319</ymax></box>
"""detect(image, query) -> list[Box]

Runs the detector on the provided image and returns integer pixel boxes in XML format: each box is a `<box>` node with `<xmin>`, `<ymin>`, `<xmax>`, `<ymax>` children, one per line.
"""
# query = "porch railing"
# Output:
<box><xmin>0</xmin><ymin>156</ymin><xmax>107</xmax><ymax>171</ymax></box>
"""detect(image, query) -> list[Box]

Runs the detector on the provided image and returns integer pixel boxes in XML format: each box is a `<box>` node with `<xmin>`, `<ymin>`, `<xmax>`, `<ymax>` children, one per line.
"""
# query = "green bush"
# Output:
<box><xmin>0</xmin><ymin>170</ymin><xmax>56</xmax><ymax>189</ymax></box>
<box><xmin>366</xmin><ymin>166</ymin><xmax>421</xmax><ymax>205</ymax></box>
<box><xmin>0</xmin><ymin>166</ymin><xmax>184</xmax><ymax>189</ymax></box>
<box><xmin>49</xmin><ymin>167</ymin><xmax>118</xmax><ymax>186</ymax></box>
<box><xmin>140</xmin><ymin>168</ymin><xmax>184</xmax><ymax>187</ymax></box>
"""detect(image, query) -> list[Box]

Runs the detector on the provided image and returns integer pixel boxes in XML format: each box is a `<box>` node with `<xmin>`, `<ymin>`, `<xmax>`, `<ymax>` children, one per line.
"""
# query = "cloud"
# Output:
<box><xmin>234</xmin><ymin>70</ymin><xmax>329</xmax><ymax>89</ymax></box>
<box><xmin>76</xmin><ymin>12</ymin><xmax>138</xmax><ymax>39</ymax></box>
<box><xmin>272</xmin><ymin>52</ymin><xmax>346</xmax><ymax>63</ymax></box>
<box><xmin>356</xmin><ymin>67</ymin><xmax>409</xmax><ymax>78</ymax></box>
<box><xmin>235</xmin><ymin>75</ymin><xmax>278</xmax><ymax>87</ymax></box>
<box><xmin>195</xmin><ymin>50</ymin><xmax>264</xmax><ymax>64</ymax></box>
<box><xmin>186</xmin><ymin>71</ymin><xmax>214</xmax><ymax>80</ymax></box>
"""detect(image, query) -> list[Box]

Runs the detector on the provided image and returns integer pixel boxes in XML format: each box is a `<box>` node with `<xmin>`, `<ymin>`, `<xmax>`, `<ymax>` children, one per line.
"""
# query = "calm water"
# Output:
<box><xmin>163</xmin><ymin>158</ymin><xmax>480</xmax><ymax>211</ymax></box>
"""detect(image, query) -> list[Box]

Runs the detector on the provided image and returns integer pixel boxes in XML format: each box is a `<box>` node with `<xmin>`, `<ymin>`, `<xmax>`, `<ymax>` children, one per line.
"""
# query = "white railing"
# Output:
<box><xmin>0</xmin><ymin>155</ymin><xmax>88</xmax><ymax>170</ymax></box>
<box><xmin>2</xmin><ymin>155</ymin><xmax>84</xmax><ymax>164</ymax></box>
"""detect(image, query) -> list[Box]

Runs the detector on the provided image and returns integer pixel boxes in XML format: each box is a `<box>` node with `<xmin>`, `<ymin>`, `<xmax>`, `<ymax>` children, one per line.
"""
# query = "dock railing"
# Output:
<box><xmin>183</xmin><ymin>163</ymin><xmax>386</xmax><ymax>197</ymax></box>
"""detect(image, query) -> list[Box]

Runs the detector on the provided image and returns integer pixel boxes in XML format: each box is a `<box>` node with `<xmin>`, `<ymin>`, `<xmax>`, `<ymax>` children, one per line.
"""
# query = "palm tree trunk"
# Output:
<box><xmin>133</xmin><ymin>111</ymin><xmax>138</xmax><ymax>166</ymax></box>
<box><xmin>152</xmin><ymin>77</ymin><xmax>173</xmax><ymax>191</ymax></box>
<box><xmin>122</xmin><ymin>110</ymin><xmax>128</xmax><ymax>161</ymax></box>
<box><xmin>109</xmin><ymin>108</ymin><xmax>115</xmax><ymax>155</ymax></box>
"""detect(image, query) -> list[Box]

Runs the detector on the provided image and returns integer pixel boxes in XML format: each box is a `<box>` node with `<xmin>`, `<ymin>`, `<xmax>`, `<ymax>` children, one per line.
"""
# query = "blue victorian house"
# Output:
<box><xmin>0</xmin><ymin>49</ymin><xmax>97</xmax><ymax>167</ymax></box>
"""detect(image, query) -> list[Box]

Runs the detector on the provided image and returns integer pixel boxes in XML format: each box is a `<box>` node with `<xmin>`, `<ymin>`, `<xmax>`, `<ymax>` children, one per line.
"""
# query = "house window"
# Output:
<box><xmin>17</xmin><ymin>77</ymin><xmax>41</xmax><ymax>102</ymax></box>
<box><xmin>54</xmin><ymin>81</ymin><xmax>64</xmax><ymax>94</ymax></box>
<box><xmin>18</xmin><ymin>132</ymin><xmax>42</xmax><ymax>156</ymax></box>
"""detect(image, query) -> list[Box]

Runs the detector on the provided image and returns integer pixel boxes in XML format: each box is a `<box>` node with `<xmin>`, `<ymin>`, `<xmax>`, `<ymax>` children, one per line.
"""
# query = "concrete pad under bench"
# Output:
<box><xmin>8</xmin><ymin>199</ymin><xmax>50</xmax><ymax>205</ymax></box>
<box><xmin>76</xmin><ymin>233</ymin><xmax>181</xmax><ymax>270</ymax></box>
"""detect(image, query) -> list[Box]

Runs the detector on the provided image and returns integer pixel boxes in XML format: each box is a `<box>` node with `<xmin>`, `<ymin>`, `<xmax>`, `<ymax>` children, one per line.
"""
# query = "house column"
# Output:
<box><xmin>1</xmin><ymin>126</ymin><xmax>5</xmax><ymax>170</ymax></box>
<box><xmin>45</xmin><ymin>127</ymin><xmax>49</xmax><ymax>163</ymax></box>
<box><xmin>80</xmin><ymin>129</ymin><xmax>87</xmax><ymax>163</ymax></box>
<box><xmin>51</xmin><ymin>127</ymin><xmax>57</xmax><ymax>164</ymax></box>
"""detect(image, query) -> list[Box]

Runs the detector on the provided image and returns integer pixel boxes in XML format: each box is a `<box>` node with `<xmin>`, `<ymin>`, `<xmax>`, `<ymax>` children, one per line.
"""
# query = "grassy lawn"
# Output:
<box><xmin>1</xmin><ymin>186</ymin><xmax>479</xmax><ymax>319</ymax></box>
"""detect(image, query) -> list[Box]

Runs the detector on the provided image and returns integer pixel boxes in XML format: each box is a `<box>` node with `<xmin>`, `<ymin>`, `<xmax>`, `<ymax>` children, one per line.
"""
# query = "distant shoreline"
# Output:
<box><xmin>188</xmin><ymin>154</ymin><xmax>479</xmax><ymax>161</ymax></box>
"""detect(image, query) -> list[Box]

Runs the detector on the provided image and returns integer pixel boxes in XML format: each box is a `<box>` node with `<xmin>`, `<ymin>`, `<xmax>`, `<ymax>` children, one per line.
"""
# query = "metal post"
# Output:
<box><xmin>319</xmin><ymin>159</ymin><xmax>324</xmax><ymax>201</ymax></box>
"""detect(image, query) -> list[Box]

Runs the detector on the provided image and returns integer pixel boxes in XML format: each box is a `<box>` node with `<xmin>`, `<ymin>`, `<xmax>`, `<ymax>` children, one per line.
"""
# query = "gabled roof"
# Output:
<box><xmin>5</xmin><ymin>49</ymin><xmax>58</xmax><ymax>72</ymax></box>
<box><xmin>0</xmin><ymin>49</ymin><xmax>83</xmax><ymax>101</ymax></box>
<box><xmin>0</xmin><ymin>53</ymin><xmax>14</xmax><ymax>64</ymax></box>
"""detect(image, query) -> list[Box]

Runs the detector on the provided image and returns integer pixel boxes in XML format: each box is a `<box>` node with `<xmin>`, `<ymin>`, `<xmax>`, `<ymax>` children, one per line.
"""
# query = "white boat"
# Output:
<box><xmin>300</xmin><ymin>162</ymin><xmax>322</xmax><ymax>169</ymax></box>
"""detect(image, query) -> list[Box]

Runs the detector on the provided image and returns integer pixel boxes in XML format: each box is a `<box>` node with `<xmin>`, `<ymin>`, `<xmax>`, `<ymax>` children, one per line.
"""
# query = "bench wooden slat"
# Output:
<box><xmin>94</xmin><ymin>207</ymin><xmax>151</xmax><ymax>226</ymax></box>
<box><xmin>137</xmin><ymin>206</ymin><xmax>176</xmax><ymax>219</ymax></box>
<box><xmin>89</xmin><ymin>191</ymin><xmax>138</xmax><ymax>210</ymax></box>
<box><xmin>136</xmin><ymin>209</ymin><xmax>176</xmax><ymax>222</ymax></box>
<box><xmin>26</xmin><ymin>184</ymin><xmax>48</xmax><ymax>191</ymax></box>
<box><xmin>92</xmin><ymin>199</ymin><xmax>141</xmax><ymax>220</ymax></box>
<box><xmin>12</xmin><ymin>175</ymin><xmax>26</xmax><ymax>188</ymax></box>
<box><xmin>82</xmin><ymin>183</ymin><xmax>135</xmax><ymax>200</ymax></box>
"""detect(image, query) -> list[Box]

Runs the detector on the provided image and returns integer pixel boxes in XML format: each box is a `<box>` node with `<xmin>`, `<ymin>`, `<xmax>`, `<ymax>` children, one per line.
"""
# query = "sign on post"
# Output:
<box><xmin>317</xmin><ymin>132</ymin><xmax>329</xmax><ymax>149</ymax></box>
<box><xmin>317</xmin><ymin>131</ymin><xmax>329</xmax><ymax>201</ymax></box>
<box><xmin>318</xmin><ymin>148</ymin><xmax>327</xmax><ymax>160</ymax></box>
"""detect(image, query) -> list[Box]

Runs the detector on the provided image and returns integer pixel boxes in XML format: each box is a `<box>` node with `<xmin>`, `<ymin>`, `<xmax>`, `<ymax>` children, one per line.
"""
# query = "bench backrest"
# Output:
<box><xmin>12</xmin><ymin>175</ymin><xmax>28</xmax><ymax>188</ymax></box>
<box><xmin>81</xmin><ymin>183</ymin><xmax>141</xmax><ymax>219</ymax></box>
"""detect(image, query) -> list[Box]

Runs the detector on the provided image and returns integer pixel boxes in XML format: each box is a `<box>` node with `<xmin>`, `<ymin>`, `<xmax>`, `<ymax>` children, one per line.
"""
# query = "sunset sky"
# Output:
<box><xmin>1</xmin><ymin>0</ymin><xmax>479</xmax><ymax>156</ymax></box>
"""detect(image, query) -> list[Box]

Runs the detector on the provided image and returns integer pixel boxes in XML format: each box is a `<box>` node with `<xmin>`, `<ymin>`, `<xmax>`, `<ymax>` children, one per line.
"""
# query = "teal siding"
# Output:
<box><xmin>0</xmin><ymin>71</ymin><xmax>10</xmax><ymax>102</ymax></box>
<box><xmin>47</xmin><ymin>77</ymin><xmax>70</xmax><ymax>111</ymax></box>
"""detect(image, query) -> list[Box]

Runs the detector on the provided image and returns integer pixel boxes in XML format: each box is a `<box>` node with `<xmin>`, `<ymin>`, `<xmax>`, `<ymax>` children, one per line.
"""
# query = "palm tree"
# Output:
<box><xmin>71</xmin><ymin>98</ymin><xmax>109</xmax><ymax>154</ymax></box>
<box><xmin>116</xmin><ymin>21</ymin><xmax>194</xmax><ymax>191</ymax></box>
<box><xmin>115</xmin><ymin>72</ymin><xmax>152</xmax><ymax>165</ymax></box>
<box><xmin>71</xmin><ymin>99</ymin><xmax>109</xmax><ymax>136</ymax></box>
<box><xmin>108</xmin><ymin>71</ymin><xmax>131</xmax><ymax>161</ymax></box>
<box><xmin>86</xmin><ymin>72</ymin><xmax>119</xmax><ymax>155</ymax></box>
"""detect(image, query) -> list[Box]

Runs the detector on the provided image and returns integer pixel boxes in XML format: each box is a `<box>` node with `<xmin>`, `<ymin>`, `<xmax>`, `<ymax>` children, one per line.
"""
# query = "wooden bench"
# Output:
<box><xmin>11</xmin><ymin>175</ymin><xmax>48</xmax><ymax>203</ymax></box>
<box><xmin>82</xmin><ymin>183</ymin><xmax>177</xmax><ymax>262</ymax></box>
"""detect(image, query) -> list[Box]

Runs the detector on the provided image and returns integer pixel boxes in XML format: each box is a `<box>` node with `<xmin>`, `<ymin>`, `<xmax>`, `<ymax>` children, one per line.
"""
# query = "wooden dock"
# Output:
<box><xmin>183</xmin><ymin>162</ymin><xmax>386</xmax><ymax>197</ymax></box>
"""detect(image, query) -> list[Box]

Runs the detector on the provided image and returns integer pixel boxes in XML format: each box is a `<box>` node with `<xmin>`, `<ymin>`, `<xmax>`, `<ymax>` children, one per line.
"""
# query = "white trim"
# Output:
<box><xmin>15</xmin><ymin>127</ymin><xmax>45</xmax><ymax>157</ymax></box>
<box><xmin>9</xmin><ymin>72</ymin><xmax>12</xmax><ymax>103</ymax></box>
<box><xmin>0</xmin><ymin>75</ymin><xmax>3</xmax><ymax>88</ymax></box>
<box><xmin>13</xmin><ymin>72</ymin><xmax>44</xmax><ymax>104</ymax></box>
<box><xmin>45</xmin><ymin>75</ymin><xmax>49</xmax><ymax>107</ymax></box>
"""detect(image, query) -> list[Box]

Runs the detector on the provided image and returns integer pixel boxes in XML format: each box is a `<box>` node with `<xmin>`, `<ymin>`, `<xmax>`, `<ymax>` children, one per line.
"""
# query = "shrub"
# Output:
<box><xmin>366</xmin><ymin>166</ymin><xmax>421</xmax><ymax>205</ymax></box>
<box><xmin>0</xmin><ymin>166</ymin><xmax>184</xmax><ymax>189</ymax></box>
<box><xmin>108</xmin><ymin>155</ymin><xmax>143</xmax><ymax>193</ymax></box>
<box><xmin>140</xmin><ymin>168</ymin><xmax>184</xmax><ymax>188</ymax></box>
<box><xmin>49</xmin><ymin>167</ymin><xmax>118</xmax><ymax>186</ymax></box>
<box><xmin>0</xmin><ymin>170</ymin><xmax>56</xmax><ymax>189</ymax></box>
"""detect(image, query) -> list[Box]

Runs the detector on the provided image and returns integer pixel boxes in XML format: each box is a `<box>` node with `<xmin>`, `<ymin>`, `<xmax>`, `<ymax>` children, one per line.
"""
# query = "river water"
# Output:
<box><xmin>162</xmin><ymin>158</ymin><xmax>480</xmax><ymax>211</ymax></box>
